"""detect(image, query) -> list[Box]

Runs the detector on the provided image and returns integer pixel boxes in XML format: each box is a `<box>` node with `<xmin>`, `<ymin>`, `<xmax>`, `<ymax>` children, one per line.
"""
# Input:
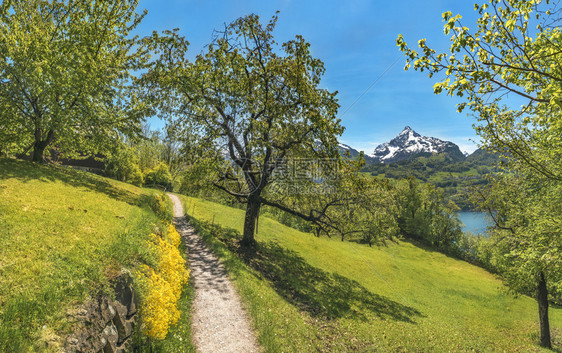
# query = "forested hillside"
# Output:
<box><xmin>361</xmin><ymin>148</ymin><xmax>501</xmax><ymax>209</ymax></box>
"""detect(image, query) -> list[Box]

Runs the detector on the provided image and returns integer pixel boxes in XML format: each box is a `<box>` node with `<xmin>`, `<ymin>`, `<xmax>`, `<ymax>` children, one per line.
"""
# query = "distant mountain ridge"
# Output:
<box><xmin>337</xmin><ymin>142</ymin><xmax>377</xmax><ymax>164</ymax></box>
<box><xmin>338</xmin><ymin>126</ymin><xmax>466</xmax><ymax>164</ymax></box>
<box><xmin>337</xmin><ymin>128</ymin><xmax>500</xmax><ymax>210</ymax></box>
<box><xmin>337</xmin><ymin>143</ymin><xmax>361</xmax><ymax>159</ymax></box>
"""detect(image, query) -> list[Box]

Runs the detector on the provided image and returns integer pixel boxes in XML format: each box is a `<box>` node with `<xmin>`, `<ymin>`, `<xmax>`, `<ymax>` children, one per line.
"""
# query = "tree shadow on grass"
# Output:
<box><xmin>0</xmin><ymin>158</ymin><xmax>138</xmax><ymax>205</ymax></box>
<box><xmin>216</xmin><ymin>232</ymin><xmax>422</xmax><ymax>323</ymax></box>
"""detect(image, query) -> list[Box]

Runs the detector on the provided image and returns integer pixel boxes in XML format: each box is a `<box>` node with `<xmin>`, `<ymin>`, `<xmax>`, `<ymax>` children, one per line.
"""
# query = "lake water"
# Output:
<box><xmin>457</xmin><ymin>211</ymin><xmax>491</xmax><ymax>235</ymax></box>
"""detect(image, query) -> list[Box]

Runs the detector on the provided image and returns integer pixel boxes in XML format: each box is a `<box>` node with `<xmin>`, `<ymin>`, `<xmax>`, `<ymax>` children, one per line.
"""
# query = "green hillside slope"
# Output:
<box><xmin>0</xmin><ymin>158</ymin><xmax>161</xmax><ymax>351</ymax></box>
<box><xmin>180</xmin><ymin>196</ymin><xmax>562</xmax><ymax>352</ymax></box>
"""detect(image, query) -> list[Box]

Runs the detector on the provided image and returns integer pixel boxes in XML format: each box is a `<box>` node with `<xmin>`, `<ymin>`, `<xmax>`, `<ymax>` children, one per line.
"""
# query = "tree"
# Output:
<box><xmin>179</xmin><ymin>158</ymin><xmax>219</xmax><ymax>197</ymax></box>
<box><xmin>104</xmin><ymin>144</ymin><xmax>144</xmax><ymax>186</ymax></box>
<box><xmin>474</xmin><ymin>173</ymin><xmax>562</xmax><ymax>348</ymax></box>
<box><xmin>358</xmin><ymin>179</ymin><xmax>399</xmax><ymax>247</ymax></box>
<box><xmin>144</xmin><ymin>162</ymin><xmax>173</xmax><ymax>190</ymax></box>
<box><xmin>395</xmin><ymin>178</ymin><xmax>463</xmax><ymax>253</ymax></box>
<box><xmin>145</xmin><ymin>14</ymin><xmax>343</xmax><ymax>246</ymax></box>
<box><xmin>0</xmin><ymin>0</ymin><xmax>149</xmax><ymax>162</ymax></box>
<box><xmin>260</xmin><ymin>158</ymin><xmax>400</xmax><ymax>245</ymax></box>
<box><xmin>397</xmin><ymin>0</ymin><xmax>562</xmax><ymax>347</ymax></box>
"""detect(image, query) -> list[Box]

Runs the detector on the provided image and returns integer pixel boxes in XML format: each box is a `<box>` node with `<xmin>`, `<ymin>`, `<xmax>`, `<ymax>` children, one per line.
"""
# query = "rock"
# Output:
<box><xmin>62</xmin><ymin>273</ymin><xmax>138</xmax><ymax>352</ymax></box>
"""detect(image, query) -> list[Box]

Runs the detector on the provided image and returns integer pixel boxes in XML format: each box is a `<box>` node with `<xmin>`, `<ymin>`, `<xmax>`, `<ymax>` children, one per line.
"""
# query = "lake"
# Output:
<box><xmin>457</xmin><ymin>211</ymin><xmax>492</xmax><ymax>235</ymax></box>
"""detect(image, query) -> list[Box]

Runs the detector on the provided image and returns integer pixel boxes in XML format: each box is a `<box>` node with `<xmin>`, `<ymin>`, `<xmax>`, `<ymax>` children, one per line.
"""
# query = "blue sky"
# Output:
<box><xmin>138</xmin><ymin>0</ymin><xmax>483</xmax><ymax>153</ymax></box>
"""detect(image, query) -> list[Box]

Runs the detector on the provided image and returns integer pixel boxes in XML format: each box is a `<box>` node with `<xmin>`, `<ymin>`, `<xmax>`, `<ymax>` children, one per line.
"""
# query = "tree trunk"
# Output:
<box><xmin>32</xmin><ymin>129</ymin><xmax>54</xmax><ymax>163</ymax></box>
<box><xmin>241</xmin><ymin>195</ymin><xmax>260</xmax><ymax>246</ymax></box>
<box><xmin>537</xmin><ymin>271</ymin><xmax>551</xmax><ymax>349</ymax></box>
<box><xmin>32</xmin><ymin>142</ymin><xmax>47</xmax><ymax>162</ymax></box>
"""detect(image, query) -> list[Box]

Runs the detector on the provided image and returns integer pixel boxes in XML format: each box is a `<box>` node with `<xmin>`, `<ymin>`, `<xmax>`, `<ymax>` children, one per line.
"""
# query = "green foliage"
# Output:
<box><xmin>135</xmin><ymin>126</ymin><xmax>183</xmax><ymax>176</ymax></box>
<box><xmin>144</xmin><ymin>163</ymin><xmax>173</xmax><ymax>191</ymax></box>
<box><xmin>342</xmin><ymin>173</ymin><xmax>400</xmax><ymax>246</ymax></box>
<box><xmin>130</xmin><ymin>168</ymin><xmax>145</xmax><ymax>188</ymax></box>
<box><xmin>455</xmin><ymin>231</ymin><xmax>511</xmax><ymax>275</ymax></box>
<box><xmin>0</xmin><ymin>0</ymin><xmax>151</xmax><ymax>162</ymax></box>
<box><xmin>362</xmin><ymin>149</ymin><xmax>501</xmax><ymax>209</ymax></box>
<box><xmin>103</xmin><ymin>126</ymin><xmax>186</xmax><ymax>190</ymax></box>
<box><xmin>397</xmin><ymin>0</ymin><xmax>562</xmax><ymax>181</ymax></box>
<box><xmin>258</xmin><ymin>158</ymin><xmax>401</xmax><ymax>244</ymax></box>
<box><xmin>179</xmin><ymin>158</ymin><xmax>219</xmax><ymax>197</ymax></box>
<box><xmin>140</xmin><ymin>192</ymin><xmax>173</xmax><ymax>223</ymax></box>
<box><xmin>105</xmin><ymin>146</ymin><xmax>144</xmax><ymax>186</ymax></box>
<box><xmin>395</xmin><ymin>178</ymin><xmax>463</xmax><ymax>255</ymax></box>
<box><xmin>474</xmin><ymin>174</ymin><xmax>562</xmax><ymax>298</ymax></box>
<box><xmin>145</xmin><ymin>14</ymin><xmax>344</xmax><ymax>244</ymax></box>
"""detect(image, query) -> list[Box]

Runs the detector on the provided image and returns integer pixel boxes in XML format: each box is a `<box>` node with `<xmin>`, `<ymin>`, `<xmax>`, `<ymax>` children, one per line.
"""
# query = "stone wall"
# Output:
<box><xmin>64</xmin><ymin>274</ymin><xmax>138</xmax><ymax>353</ymax></box>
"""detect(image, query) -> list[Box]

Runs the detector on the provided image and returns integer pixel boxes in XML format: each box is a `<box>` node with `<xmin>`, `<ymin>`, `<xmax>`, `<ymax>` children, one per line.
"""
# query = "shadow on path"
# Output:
<box><xmin>167</xmin><ymin>194</ymin><xmax>262</xmax><ymax>353</ymax></box>
<box><xmin>174</xmin><ymin>216</ymin><xmax>232</xmax><ymax>298</ymax></box>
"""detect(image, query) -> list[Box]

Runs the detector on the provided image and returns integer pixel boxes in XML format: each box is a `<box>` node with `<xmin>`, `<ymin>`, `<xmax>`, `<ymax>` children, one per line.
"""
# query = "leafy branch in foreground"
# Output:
<box><xmin>397</xmin><ymin>0</ymin><xmax>562</xmax><ymax>181</ymax></box>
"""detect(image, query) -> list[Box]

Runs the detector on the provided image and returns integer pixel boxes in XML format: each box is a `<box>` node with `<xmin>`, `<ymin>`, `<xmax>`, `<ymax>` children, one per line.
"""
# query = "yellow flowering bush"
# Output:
<box><xmin>138</xmin><ymin>224</ymin><xmax>190</xmax><ymax>340</ymax></box>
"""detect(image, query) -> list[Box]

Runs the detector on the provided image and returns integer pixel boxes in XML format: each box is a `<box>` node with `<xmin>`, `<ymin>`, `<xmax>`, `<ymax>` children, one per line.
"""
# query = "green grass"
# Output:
<box><xmin>179</xmin><ymin>195</ymin><xmax>562</xmax><ymax>352</ymax></box>
<box><xmin>0</xmin><ymin>159</ymin><xmax>192</xmax><ymax>352</ymax></box>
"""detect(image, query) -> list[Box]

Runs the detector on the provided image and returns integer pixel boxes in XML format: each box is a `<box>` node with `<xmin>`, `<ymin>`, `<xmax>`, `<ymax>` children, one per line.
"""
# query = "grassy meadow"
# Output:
<box><xmin>0</xmin><ymin>158</ymin><xmax>177</xmax><ymax>351</ymax></box>
<box><xmin>1</xmin><ymin>155</ymin><xmax>560</xmax><ymax>352</ymax></box>
<box><xmin>179</xmin><ymin>195</ymin><xmax>562</xmax><ymax>352</ymax></box>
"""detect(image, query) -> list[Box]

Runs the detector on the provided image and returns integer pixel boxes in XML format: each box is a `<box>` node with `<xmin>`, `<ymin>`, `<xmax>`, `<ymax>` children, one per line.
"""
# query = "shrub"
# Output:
<box><xmin>129</xmin><ymin>167</ymin><xmax>144</xmax><ymax>187</ymax></box>
<box><xmin>395</xmin><ymin>178</ymin><xmax>463</xmax><ymax>255</ymax></box>
<box><xmin>144</xmin><ymin>163</ymin><xmax>173</xmax><ymax>190</ymax></box>
<box><xmin>105</xmin><ymin>147</ymin><xmax>143</xmax><ymax>185</ymax></box>
<box><xmin>139</xmin><ymin>193</ymin><xmax>172</xmax><ymax>223</ymax></box>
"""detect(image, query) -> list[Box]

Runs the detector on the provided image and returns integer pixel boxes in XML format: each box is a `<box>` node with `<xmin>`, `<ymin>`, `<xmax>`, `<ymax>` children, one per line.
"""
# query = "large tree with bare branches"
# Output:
<box><xmin>145</xmin><ymin>15</ymin><xmax>400</xmax><ymax>246</ymax></box>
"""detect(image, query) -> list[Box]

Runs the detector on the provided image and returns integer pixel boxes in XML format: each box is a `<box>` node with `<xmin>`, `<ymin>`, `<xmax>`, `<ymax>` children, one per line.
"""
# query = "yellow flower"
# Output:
<box><xmin>137</xmin><ymin>223</ymin><xmax>190</xmax><ymax>340</ymax></box>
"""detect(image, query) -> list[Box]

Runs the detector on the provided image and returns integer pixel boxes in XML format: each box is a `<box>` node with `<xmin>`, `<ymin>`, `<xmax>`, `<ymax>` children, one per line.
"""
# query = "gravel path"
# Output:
<box><xmin>167</xmin><ymin>194</ymin><xmax>261</xmax><ymax>353</ymax></box>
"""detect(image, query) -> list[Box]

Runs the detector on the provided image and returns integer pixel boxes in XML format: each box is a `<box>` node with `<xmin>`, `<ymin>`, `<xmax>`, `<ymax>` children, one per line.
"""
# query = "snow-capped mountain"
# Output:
<box><xmin>369</xmin><ymin>126</ymin><xmax>465</xmax><ymax>164</ymax></box>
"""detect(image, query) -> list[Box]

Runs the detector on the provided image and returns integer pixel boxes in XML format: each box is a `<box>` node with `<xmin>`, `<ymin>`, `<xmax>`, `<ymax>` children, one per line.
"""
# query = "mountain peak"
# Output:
<box><xmin>369</xmin><ymin>127</ymin><xmax>464</xmax><ymax>163</ymax></box>
<box><xmin>398</xmin><ymin>126</ymin><xmax>420</xmax><ymax>138</ymax></box>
